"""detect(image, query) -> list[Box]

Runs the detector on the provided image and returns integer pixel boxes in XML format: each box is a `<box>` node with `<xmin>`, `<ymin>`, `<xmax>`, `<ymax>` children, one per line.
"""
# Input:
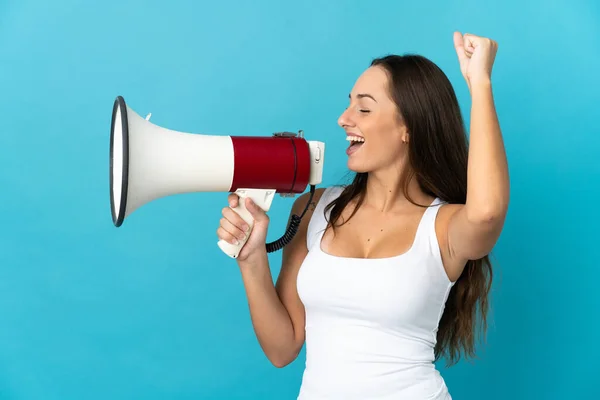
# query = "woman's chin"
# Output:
<box><xmin>347</xmin><ymin>159</ymin><xmax>370</xmax><ymax>174</ymax></box>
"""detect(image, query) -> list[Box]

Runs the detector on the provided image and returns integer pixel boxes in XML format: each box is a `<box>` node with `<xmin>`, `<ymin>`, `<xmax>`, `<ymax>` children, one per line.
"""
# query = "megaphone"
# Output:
<box><xmin>109</xmin><ymin>96</ymin><xmax>325</xmax><ymax>259</ymax></box>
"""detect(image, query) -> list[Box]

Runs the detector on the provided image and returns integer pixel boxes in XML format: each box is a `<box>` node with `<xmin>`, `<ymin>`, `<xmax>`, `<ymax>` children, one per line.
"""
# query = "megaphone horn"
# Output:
<box><xmin>109</xmin><ymin>96</ymin><xmax>325</xmax><ymax>258</ymax></box>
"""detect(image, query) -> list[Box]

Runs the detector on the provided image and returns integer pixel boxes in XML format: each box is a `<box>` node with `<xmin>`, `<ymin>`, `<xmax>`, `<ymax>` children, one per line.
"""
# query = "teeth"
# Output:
<box><xmin>346</xmin><ymin>136</ymin><xmax>365</xmax><ymax>142</ymax></box>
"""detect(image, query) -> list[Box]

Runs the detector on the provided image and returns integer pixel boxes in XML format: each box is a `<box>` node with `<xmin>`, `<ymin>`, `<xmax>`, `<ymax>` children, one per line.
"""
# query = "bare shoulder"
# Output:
<box><xmin>434</xmin><ymin>203</ymin><xmax>466</xmax><ymax>282</ymax></box>
<box><xmin>276</xmin><ymin>186</ymin><xmax>328</xmax><ymax>277</ymax></box>
<box><xmin>290</xmin><ymin>187</ymin><xmax>328</xmax><ymax>217</ymax></box>
<box><xmin>280</xmin><ymin>186</ymin><xmax>327</xmax><ymax>261</ymax></box>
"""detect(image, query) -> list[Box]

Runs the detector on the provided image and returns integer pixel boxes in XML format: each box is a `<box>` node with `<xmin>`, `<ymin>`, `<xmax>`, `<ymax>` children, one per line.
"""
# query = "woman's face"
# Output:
<box><xmin>338</xmin><ymin>65</ymin><xmax>409</xmax><ymax>174</ymax></box>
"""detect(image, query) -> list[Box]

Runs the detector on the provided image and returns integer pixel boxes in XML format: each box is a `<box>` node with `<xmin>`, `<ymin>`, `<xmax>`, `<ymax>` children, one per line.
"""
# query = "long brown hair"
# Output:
<box><xmin>324</xmin><ymin>54</ymin><xmax>493</xmax><ymax>366</ymax></box>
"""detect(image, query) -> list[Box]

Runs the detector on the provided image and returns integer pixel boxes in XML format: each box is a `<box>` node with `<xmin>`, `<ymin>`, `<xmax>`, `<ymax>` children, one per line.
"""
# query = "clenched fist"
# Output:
<box><xmin>453</xmin><ymin>32</ymin><xmax>498</xmax><ymax>88</ymax></box>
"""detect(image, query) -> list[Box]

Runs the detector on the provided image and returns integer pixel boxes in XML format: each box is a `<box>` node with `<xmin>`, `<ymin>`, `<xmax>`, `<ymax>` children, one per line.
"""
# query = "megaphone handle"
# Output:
<box><xmin>217</xmin><ymin>188</ymin><xmax>276</xmax><ymax>259</ymax></box>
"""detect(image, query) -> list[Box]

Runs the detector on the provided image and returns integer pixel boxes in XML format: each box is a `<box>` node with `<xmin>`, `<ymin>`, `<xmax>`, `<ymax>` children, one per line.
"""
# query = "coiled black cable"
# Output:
<box><xmin>266</xmin><ymin>185</ymin><xmax>316</xmax><ymax>253</ymax></box>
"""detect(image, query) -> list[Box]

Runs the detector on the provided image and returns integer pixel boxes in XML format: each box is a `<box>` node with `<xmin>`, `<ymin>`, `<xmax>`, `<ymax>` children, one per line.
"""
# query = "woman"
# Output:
<box><xmin>216</xmin><ymin>31</ymin><xmax>509</xmax><ymax>400</ymax></box>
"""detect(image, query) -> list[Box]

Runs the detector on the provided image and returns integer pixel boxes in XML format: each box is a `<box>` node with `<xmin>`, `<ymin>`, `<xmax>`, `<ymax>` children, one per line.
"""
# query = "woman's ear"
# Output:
<box><xmin>401</xmin><ymin>129</ymin><xmax>409</xmax><ymax>144</ymax></box>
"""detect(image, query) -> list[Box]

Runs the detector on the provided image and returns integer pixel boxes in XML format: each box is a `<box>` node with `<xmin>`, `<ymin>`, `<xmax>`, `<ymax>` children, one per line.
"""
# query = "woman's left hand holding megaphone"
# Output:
<box><xmin>217</xmin><ymin>192</ymin><xmax>271</xmax><ymax>262</ymax></box>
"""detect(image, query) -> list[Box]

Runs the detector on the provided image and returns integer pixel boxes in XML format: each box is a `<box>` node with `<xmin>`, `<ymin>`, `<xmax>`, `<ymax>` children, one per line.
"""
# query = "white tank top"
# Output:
<box><xmin>296</xmin><ymin>186</ymin><xmax>455</xmax><ymax>400</ymax></box>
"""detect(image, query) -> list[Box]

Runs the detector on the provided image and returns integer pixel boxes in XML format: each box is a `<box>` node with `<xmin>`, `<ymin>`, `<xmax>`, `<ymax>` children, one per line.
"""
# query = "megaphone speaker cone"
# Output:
<box><xmin>109</xmin><ymin>96</ymin><xmax>128</xmax><ymax>227</ymax></box>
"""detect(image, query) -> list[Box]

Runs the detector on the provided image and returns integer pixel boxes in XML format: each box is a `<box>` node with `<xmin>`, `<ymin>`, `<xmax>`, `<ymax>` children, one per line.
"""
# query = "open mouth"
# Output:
<box><xmin>346</xmin><ymin>135</ymin><xmax>365</xmax><ymax>149</ymax></box>
<box><xmin>347</xmin><ymin>135</ymin><xmax>365</xmax><ymax>144</ymax></box>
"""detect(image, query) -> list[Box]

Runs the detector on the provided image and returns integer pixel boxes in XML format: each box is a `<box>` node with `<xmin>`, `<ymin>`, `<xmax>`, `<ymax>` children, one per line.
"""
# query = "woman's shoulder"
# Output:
<box><xmin>292</xmin><ymin>185</ymin><xmax>344</xmax><ymax>209</ymax></box>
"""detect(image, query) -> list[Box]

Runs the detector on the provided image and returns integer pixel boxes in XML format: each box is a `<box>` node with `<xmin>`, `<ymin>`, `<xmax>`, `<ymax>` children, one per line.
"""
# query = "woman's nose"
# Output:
<box><xmin>338</xmin><ymin>108</ymin><xmax>353</xmax><ymax>128</ymax></box>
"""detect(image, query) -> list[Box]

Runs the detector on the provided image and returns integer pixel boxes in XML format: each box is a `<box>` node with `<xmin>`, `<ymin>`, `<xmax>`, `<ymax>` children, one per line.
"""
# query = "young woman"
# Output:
<box><xmin>216</xmin><ymin>31</ymin><xmax>509</xmax><ymax>400</ymax></box>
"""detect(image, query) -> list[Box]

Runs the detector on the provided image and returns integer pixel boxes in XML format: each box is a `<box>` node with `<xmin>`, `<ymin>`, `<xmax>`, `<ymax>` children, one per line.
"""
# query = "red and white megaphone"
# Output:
<box><xmin>109</xmin><ymin>96</ymin><xmax>325</xmax><ymax>258</ymax></box>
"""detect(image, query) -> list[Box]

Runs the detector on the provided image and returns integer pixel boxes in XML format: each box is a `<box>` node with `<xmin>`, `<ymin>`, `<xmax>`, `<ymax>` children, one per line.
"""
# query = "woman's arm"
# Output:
<box><xmin>236</xmin><ymin>189</ymin><xmax>324</xmax><ymax>367</ymax></box>
<box><xmin>441</xmin><ymin>33</ymin><xmax>510</xmax><ymax>279</ymax></box>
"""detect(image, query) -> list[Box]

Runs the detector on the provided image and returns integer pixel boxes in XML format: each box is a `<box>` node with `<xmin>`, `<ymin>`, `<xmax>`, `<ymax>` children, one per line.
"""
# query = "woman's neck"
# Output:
<box><xmin>362</xmin><ymin>168</ymin><xmax>433</xmax><ymax>213</ymax></box>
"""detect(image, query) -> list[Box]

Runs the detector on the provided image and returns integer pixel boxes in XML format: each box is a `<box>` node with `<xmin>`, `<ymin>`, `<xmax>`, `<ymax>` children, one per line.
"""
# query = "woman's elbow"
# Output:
<box><xmin>268</xmin><ymin>347</ymin><xmax>301</xmax><ymax>368</ymax></box>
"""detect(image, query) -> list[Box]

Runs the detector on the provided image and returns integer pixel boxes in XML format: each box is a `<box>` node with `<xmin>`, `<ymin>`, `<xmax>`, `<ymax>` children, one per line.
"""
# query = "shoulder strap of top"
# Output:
<box><xmin>306</xmin><ymin>186</ymin><xmax>344</xmax><ymax>250</ymax></box>
<box><xmin>412</xmin><ymin>198</ymin><xmax>451</xmax><ymax>275</ymax></box>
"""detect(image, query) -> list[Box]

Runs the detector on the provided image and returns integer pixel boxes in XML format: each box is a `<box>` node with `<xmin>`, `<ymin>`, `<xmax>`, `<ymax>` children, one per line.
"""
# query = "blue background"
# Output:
<box><xmin>1</xmin><ymin>0</ymin><xmax>599</xmax><ymax>399</ymax></box>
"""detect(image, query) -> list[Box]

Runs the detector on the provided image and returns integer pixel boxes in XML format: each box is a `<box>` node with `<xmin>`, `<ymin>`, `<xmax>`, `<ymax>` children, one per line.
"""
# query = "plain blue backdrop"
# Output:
<box><xmin>1</xmin><ymin>0</ymin><xmax>599</xmax><ymax>399</ymax></box>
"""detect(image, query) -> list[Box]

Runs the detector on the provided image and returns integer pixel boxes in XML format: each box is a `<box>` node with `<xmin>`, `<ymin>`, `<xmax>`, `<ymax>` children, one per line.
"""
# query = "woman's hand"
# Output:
<box><xmin>217</xmin><ymin>193</ymin><xmax>270</xmax><ymax>263</ymax></box>
<box><xmin>453</xmin><ymin>32</ymin><xmax>498</xmax><ymax>89</ymax></box>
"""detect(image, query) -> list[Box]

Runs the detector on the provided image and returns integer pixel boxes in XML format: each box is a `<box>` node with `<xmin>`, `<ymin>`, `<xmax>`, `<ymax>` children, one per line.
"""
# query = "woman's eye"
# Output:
<box><xmin>359</xmin><ymin>109</ymin><xmax>370</xmax><ymax>113</ymax></box>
